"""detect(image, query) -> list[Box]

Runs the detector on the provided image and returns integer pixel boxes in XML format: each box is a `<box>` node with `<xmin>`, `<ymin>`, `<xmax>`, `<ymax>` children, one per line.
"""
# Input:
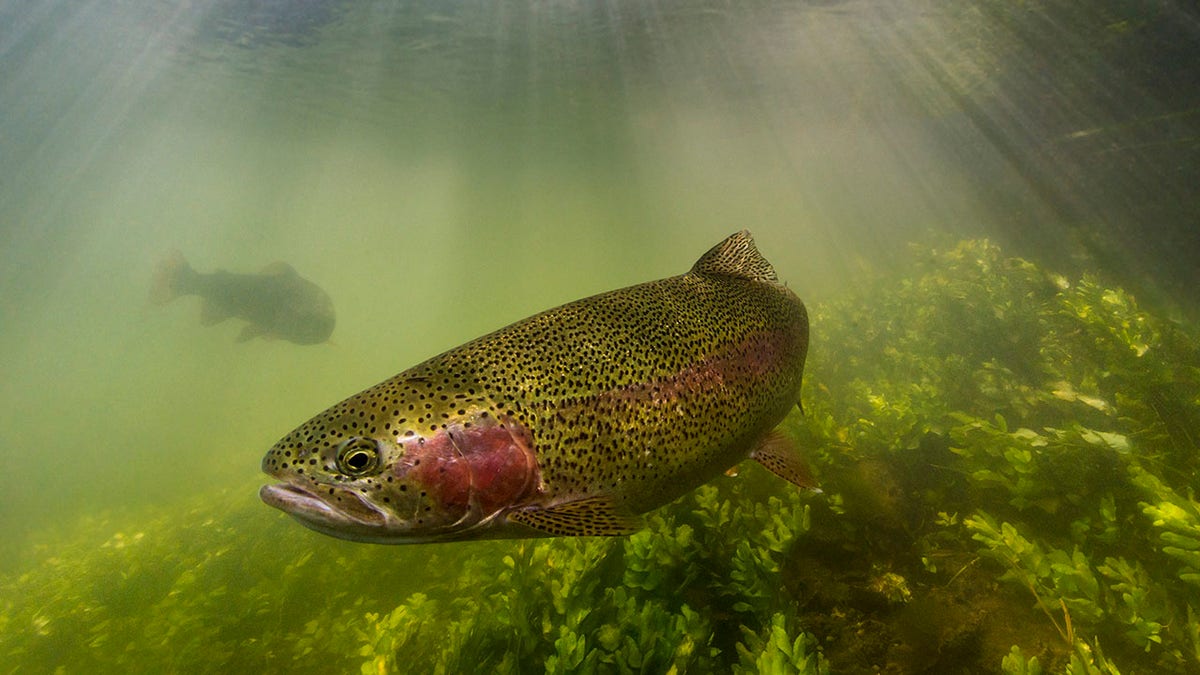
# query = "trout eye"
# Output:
<box><xmin>336</xmin><ymin>438</ymin><xmax>380</xmax><ymax>476</ymax></box>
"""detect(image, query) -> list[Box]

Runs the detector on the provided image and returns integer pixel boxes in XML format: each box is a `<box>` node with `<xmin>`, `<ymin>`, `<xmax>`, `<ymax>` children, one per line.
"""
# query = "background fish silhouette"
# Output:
<box><xmin>151</xmin><ymin>250</ymin><xmax>335</xmax><ymax>345</ymax></box>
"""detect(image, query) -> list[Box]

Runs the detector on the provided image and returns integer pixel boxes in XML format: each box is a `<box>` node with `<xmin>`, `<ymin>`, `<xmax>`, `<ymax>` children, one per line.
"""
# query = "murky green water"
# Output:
<box><xmin>2</xmin><ymin>1</ymin><xmax>1198</xmax><ymax>673</ymax></box>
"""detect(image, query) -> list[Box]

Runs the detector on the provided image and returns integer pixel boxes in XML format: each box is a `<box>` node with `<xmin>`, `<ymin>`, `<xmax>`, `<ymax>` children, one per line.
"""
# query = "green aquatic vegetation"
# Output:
<box><xmin>965</xmin><ymin>511</ymin><xmax>1103</xmax><ymax>637</ymax></box>
<box><xmin>345</xmin><ymin>499</ymin><xmax>746</xmax><ymax>673</ymax></box>
<box><xmin>794</xmin><ymin>239</ymin><xmax>1200</xmax><ymax>671</ymax></box>
<box><xmin>4</xmin><ymin>237</ymin><xmax>1200</xmax><ymax>673</ymax></box>
<box><xmin>1129</xmin><ymin>465</ymin><xmax>1200</xmax><ymax>586</ymax></box>
<box><xmin>956</xmin><ymin>461</ymin><xmax>1198</xmax><ymax>669</ymax></box>
<box><xmin>948</xmin><ymin>414</ymin><xmax>1129</xmax><ymax>516</ymax></box>
<box><xmin>557</xmin><ymin>588</ymin><xmax>716</xmax><ymax>674</ymax></box>
<box><xmin>1096</xmin><ymin>557</ymin><xmax>1167</xmax><ymax>650</ymax></box>
<box><xmin>1187</xmin><ymin>606</ymin><xmax>1200</xmax><ymax>665</ymax></box>
<box><xmin>733</xmin><ymin>613</ymin><xmax>829</xmax><ymax>675</ymax></box>
<box><xmin>1065</xmin><ymin>638</ymin><xmax>1123</xmax><ymax>675</ymax></box>
<box><xmin>690</xmin><ymin>482</ymin><xmax>812</xmax><ymax>617</ymax></box>
<box><xmin>622</xmin><ymin>514</ymin><xmax>695</xmax><ymax>593</ymax></box>
<box><xmin>0</xmin><ymin>473</ymin><xmax>811</xmax><ymax>673</ymax></box>
<box><xmin>868</xmin><ymin>567</ymin><xmax>913</xmax><ymax>605</ymax></box>
<box><xmin>1002</xmin><ymin>645</ymin><xmax>1046</xmax><ymax>675</ymax></box>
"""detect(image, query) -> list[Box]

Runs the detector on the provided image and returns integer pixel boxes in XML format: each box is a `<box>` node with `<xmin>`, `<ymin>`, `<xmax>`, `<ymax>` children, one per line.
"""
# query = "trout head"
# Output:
<box><xmin>260</xmin><ymin>390</ymin><xmax>542</xmax><ymax>543</ymax></box>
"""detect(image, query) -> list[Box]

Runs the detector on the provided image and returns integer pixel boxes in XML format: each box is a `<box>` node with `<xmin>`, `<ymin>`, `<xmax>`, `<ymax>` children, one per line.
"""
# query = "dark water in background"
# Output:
<box><xmin>1</xmin><ymin>0</ymin><xmax>1199</xmax><ymax>671</ymax></box>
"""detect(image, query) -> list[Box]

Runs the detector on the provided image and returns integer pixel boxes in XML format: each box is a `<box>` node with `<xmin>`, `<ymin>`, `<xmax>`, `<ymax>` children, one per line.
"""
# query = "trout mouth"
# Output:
<box><xmin>259</xmin><ymin>482</ymin><xmax>387</xmax><ymax>539</ymax></box>
<box><xmin>260</xmin><ymin>481</ymin><xmax>498</xmax><ymax>544</ymax></box>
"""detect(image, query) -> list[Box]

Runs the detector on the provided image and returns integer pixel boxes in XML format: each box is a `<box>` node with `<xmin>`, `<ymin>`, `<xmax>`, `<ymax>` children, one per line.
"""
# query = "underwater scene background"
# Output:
<box><xmin>2</xmin><ymin>1</ymin><xmax>1199</xmax><ymax>673</ymax></box>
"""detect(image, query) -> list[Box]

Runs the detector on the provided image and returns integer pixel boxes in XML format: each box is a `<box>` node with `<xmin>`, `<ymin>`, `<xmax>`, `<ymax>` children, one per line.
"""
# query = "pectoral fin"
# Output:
<box><xmin>237</xmin><ymin>323</ymin><xmax>270</xmax><ymax>342</ymax></box>
<box><xmin>508</xmin><ymin>496</ymin><xmax>642</xmax><ymax>537</ymax></box>
<box><xmin>750</xmin><ymin>429</ymin><xmax>820</xmax><ymax>492</ymax></box>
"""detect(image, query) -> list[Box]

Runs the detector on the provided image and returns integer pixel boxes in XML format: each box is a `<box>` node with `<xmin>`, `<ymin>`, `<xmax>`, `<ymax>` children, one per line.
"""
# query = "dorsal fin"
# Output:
<box><xmin>690</xmin><ymin>230</ymin><xmax>778</xmax><ymax>283</ymax></box>
<box><xmin>261</xmin><ymin>261</ymin><xmax>296</xmax><ymax>276</ymax></box>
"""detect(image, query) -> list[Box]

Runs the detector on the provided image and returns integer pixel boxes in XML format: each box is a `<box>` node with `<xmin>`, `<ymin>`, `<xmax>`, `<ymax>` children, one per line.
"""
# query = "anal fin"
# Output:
<box><xmin>237</xmin><ymin>323</ymin><xmax>270</xmax><ymax>342</ymax></box>
<box><xmin>508</xmin><ymin>496</ymin><xmax>642</xmax><ymax>537</ymax></box>
<box><xmin>750</xmin><ymin>429</ymin><xmax>821</xmax><ymax>492</ymax></box>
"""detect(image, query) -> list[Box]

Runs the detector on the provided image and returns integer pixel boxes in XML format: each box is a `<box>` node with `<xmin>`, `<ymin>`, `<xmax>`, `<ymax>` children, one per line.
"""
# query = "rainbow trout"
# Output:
<box><xmin>151</xmin><ymin>251</ymin><xmax>335</xmax><ymax>345</ymax></box>
<box><xmin>260</xmin><ymin>231</ymin><xmax>812</xmax><ymax>542</ymax></box>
